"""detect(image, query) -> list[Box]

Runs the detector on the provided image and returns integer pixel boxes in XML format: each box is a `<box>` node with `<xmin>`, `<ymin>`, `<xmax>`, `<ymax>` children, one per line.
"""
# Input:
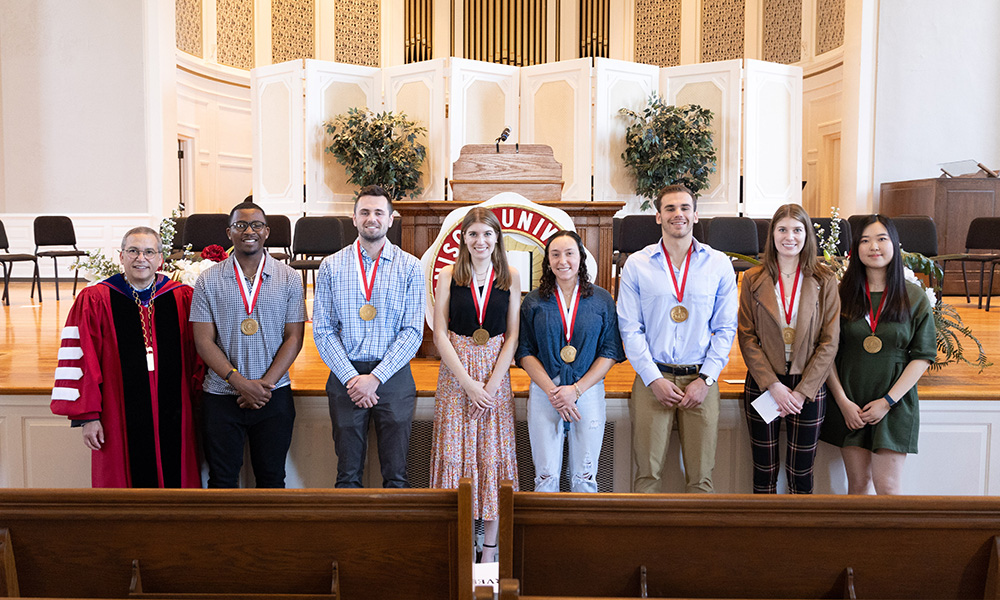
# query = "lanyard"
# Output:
<box><xmin>354</xmin><ymin>239</ymin><xmax>382</xmax><ymax>303</ymax></box>
<box><xmin>470</xmin><ymin>263</ymin><xmax>495</xmax><ymax>328</ymax></box>
<box><xmin>863</xmin><ymin>280</ymin><xmax>888</xmax><ymax>334</ymax></box>
<box><xmin>778</xmin><ymin>265</ymin><xmax>801</xmax><ymax>326</ymax></box>
<box><xmin>554</xmin><ymin>282</ymin><xmax>581</xmax><ymax>345</ymax></box>
<box><xmin>233</xmin><ymin>256</ymin><xmax>265</xmax><ymax>316</ymax></box>
<box><xmin>662</xmin><ymin>241</ymin><xmax>693</xmax><ymax>303</ymax></box>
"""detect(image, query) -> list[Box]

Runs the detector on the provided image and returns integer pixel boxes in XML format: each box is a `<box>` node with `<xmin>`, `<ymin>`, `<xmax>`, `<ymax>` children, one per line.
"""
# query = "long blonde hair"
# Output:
<box><xmin>762</xmin><ymin>204</ymin><xmax>824</xmax><ymax>282</ymax></box>
<box><xmin>451</xmin><ymin>207</ymin><xmax>512</xmax><ymax>290</ymax></box>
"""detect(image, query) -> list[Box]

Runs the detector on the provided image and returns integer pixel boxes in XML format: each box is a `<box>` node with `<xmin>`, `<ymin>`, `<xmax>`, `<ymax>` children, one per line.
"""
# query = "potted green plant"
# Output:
<box><xmin>324</xmin><ymin>107</ymin><xmax>428</xmax><ymax>201</ymax></box>
<box><xmin>620</xmin><ymin>94</ymin><xmax>717</xmax><ymax>211</ymax></box>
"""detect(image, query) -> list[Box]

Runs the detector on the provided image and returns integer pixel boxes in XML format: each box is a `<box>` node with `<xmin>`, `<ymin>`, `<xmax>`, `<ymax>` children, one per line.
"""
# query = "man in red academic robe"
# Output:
<box><xmin>50</xmin><ymin>226</ymin><xmax>203</xmax><ymax>488</ymax></box>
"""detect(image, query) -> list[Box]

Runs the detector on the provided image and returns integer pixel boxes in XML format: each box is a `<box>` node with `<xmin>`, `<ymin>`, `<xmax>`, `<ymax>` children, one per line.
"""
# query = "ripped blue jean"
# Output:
<box><xmin>526</xmin><ymin>376</ymin><xmax>607</xmax><ymax>493</ymax></box>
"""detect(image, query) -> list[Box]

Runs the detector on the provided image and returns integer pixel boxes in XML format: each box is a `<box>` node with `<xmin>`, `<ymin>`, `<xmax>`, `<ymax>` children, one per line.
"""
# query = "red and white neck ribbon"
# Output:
<box><xmin>233</xmin><ymin>255</ymin><xmax>265</xmax><ymax>316</ymax></box>
<box><xmin>778</xmin><ymin>264</ymin><xmax>801</xmax><ymax>326</ymax></box>
<box><xmin>662</xmin><ymin>241</ymin><xmax>693</xmax><ymax>303</ymax></box>
<box><xmin>355</xmin><ymin>239</ymin><xmax>383</xmax><ymax>303</ymax></box>
<box><xmin>554</xmin><ymin>282</ymin><xmax>581</xmax><ymax>346</ymax></box>
<box><xmin>470</xmin><ymin>263</ymin><xmax>495</xmax><ymax>328</ymax></box>
<box><xmin>863</xmin><ymin>280</ymin><xmax>888</xmax><ymax>333</ymax></box>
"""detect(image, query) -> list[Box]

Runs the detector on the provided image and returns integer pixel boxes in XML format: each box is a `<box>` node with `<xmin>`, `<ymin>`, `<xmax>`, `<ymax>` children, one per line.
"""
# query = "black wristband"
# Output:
<box><xmin>884</xmin><ymin>393</ymin><xmax>897</xmax><ymax>407</ymax></box>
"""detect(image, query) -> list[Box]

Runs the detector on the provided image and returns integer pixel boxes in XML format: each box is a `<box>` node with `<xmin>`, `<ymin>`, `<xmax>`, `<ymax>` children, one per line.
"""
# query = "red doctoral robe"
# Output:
<box><xmin>50</xmin><ymin>273</ymin><xmax>203</xmax><ymax>488</ymax></box>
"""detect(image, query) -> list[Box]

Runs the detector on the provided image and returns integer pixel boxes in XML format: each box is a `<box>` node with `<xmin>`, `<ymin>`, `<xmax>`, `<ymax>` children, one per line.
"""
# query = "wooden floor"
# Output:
<box><xmin>2</xmin><ymin>280</ymin><xmax>998</xmax><ymax>400</ymax></box>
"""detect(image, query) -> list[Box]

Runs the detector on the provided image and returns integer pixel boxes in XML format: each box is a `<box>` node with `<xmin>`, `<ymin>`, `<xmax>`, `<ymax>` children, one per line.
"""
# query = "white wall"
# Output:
<box><xmin>0</xmin><ymin>0</ymin><xmax>147</xmax><ymax>215</ymax></box>
<box><xmin>872</xmin><ymin>0</ymin><xmax>1000</xmax><ymax>196</ymax></box>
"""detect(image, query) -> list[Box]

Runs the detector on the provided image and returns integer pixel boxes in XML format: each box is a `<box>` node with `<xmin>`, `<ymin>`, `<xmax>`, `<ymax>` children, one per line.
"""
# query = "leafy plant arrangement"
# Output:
<box><xmin>324</xmin><ymin>107</ymin><xmax>428</xmax><ymax>201</ymax></box>
<box><xmin>620</xmin><ymin>94</ymin><xmax>717</xmax><ymax>211</ymax></box>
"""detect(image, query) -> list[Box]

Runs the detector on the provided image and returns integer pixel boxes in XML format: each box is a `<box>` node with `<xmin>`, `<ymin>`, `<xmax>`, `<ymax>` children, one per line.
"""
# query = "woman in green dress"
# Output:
<box><xmin>821</xmin><ymin>215</ymin><xmax>937</xmax><ymax>495</ymax></box>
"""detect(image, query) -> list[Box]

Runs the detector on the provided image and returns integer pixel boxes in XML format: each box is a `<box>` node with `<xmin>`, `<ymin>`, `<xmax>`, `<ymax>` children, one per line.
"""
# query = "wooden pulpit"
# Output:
<box><xmin>450</xmin><ymin>144</ymin><xmax>563</xmax><ymax>203</ymax></box>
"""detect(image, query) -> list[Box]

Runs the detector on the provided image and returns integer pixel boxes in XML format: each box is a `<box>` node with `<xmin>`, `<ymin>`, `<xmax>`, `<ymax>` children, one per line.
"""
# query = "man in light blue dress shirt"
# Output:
<box><xmin>313</xmin><ymin>185</ymin><xmax>425</xmax><ymax>488</ymax></box>
<box><xmin>617</xmin><ymin>184</ymin><xmax>738</xmax><ymax>493</ymax></box>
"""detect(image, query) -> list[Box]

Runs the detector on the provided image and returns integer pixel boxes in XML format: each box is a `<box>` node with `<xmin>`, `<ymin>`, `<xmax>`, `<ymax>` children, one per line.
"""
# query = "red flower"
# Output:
<box><xmin>200</xmin><ymin>244</ymin><xmax>229</xmax><ymax>262</ymax></box>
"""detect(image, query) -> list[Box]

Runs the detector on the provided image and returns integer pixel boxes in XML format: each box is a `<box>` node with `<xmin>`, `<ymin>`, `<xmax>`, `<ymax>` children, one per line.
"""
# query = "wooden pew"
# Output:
<box><xmin>498</xmin><ymin>482</ymin><xmax>1000</xmax><ymax>599</ymax></box>
<box><xmin>0</xmin><ymin>481</ymin><xmax>473</xmax><ymax>599</ymax></box>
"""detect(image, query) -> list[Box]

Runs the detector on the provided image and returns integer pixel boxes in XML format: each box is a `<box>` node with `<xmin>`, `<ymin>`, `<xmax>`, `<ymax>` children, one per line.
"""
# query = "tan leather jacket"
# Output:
<box><xmin>737</xmin><ymin>265</ymin><xmax>840</xmax><ymax>400</ymax></box>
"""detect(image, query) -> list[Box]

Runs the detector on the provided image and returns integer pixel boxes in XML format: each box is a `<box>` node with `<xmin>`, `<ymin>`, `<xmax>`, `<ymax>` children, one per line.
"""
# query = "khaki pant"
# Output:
<box><xmin>629</xmin><ymin>373</ymin><xmax>720</xmax><ymax>493</ymax></box>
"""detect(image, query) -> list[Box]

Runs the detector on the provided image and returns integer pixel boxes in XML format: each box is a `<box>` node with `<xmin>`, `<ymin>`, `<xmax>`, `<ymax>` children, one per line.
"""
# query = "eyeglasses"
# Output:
<box><xmin>231</xmin><ymin>220</ymin><xmax>267</xmax><ymax>232</ymax></box>
<box><xmin>123</xmin><ymin>248</ymin><xmax>161</xmax><ymax>259</ymax></box>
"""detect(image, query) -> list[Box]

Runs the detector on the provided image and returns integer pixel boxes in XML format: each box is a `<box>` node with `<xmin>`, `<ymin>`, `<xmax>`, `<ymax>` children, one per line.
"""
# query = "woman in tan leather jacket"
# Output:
<box><xmin>737</xmin><ymin>204</ymin><xmax>840</xmax><ymax>493</ymax></box>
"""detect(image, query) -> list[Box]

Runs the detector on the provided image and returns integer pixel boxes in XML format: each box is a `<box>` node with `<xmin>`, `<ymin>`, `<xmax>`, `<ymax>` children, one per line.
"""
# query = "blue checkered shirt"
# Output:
<box><xmin>190</xmin><ymin>254</ymin><xmax>306</xmax><ymax>394</ymax></box>
<box><xmin>313</xmin><ymin>240</ymin><xmax>425</xmax><ymax>385</ymax></box>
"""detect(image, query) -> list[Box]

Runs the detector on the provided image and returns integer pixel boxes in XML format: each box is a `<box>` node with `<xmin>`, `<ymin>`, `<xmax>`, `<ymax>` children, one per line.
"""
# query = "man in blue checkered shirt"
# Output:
<box><xmin>191</xmin><ymin>201</ymin><xmax>306</xmax><ymax>488</ymax></box>
<box><xmin>313</xmin><ymin>185</ymin><xmax>425</xmax><ymax>488</ymax></box>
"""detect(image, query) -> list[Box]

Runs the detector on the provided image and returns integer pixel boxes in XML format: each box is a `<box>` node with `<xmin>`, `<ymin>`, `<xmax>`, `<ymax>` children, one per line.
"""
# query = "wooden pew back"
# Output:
<box><xmin>0</xmin><ymin>483</ymin><xmax>473</xmax><ymax>599</ymax></box>
<box><xmin>498</xmin><ymin>483</ymin><xmax>1000</xmax><ymax>599</ymax></box>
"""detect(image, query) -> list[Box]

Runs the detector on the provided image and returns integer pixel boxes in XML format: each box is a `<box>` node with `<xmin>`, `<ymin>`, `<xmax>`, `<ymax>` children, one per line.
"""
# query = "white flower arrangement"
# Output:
<box><xmin>168</xmin><ymin>258</ymin><xmax>219</xmax><ymax>286</ymax></box>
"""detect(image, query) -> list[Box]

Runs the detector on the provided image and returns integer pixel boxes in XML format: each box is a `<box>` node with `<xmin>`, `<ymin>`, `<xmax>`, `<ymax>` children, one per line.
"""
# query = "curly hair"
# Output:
<box><xmin>536</xmin><ymin>230</ymin><xmax>594</xmax><ymax>299</ymax></box>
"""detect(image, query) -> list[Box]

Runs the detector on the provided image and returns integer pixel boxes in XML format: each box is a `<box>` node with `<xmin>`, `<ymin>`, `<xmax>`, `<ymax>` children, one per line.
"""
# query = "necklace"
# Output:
<box><xmin>128</xmin><ymin>276</ymin><xmax>157</xmax><ymax>372</ymax></box>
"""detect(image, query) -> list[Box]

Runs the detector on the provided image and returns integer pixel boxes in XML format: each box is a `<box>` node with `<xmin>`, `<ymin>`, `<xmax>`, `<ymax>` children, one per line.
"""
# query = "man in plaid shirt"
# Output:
<box><xmin>313</xmin><ymin>185</ymin><xmax>425</xmax><ymax>488</ymax></box>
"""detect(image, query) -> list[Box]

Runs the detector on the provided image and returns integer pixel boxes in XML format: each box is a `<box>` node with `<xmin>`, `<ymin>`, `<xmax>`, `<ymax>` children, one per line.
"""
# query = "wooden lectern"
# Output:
<box><xmin>450</xmin><ymin>144</ymin><xmax>563</xmax><ymax>203</ymax></box>
<box><xmin>880</xmin><ymin>177</ymin><xmax>1000</xmax><ymax>296</ymax></box>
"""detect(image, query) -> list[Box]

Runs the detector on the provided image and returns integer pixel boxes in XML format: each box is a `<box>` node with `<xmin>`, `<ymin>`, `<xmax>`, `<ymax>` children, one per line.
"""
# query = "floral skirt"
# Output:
<box><xmin>430</xmin><ymin>331</ymin><xmax>518</xmax><ymax>520</ymax></box>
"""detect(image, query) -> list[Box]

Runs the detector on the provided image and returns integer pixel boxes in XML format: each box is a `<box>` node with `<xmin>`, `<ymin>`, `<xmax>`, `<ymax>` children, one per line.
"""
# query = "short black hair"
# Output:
<box><xmin>229</xmin><ymin>201</ymin><xmax>268</xmax><ymax>224</ymax></box>
<box><xmin>654</xmin><ymin>184</ymin><xmax>697</xmax><ymax>212</ymax></box>
<box><xmin>355</xmin><ymin>185</ymin><xmax>393</xmax><ymax>213</ymax></box>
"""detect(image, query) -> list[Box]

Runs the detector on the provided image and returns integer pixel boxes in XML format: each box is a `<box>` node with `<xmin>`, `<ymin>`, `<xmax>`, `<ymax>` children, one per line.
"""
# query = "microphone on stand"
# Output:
<box><xmin>495</xmin><ymin>127</ymin><xmax>511</xmax><ymax>152</ymax></box>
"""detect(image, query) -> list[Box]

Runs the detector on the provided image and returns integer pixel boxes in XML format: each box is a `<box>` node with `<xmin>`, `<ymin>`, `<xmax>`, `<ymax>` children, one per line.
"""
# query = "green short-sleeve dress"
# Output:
<box><xmin>820</xmin><ymin>282</ymin><xmax>937</xmax><ymax>453</ymax></box>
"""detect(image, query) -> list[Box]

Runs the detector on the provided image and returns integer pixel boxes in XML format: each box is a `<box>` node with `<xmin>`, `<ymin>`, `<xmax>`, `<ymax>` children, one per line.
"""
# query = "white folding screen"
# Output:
<box><xmin>660</xmin><ymin>59</ymin><xmax>743</xmax><ymax>216</ymax></box>
<box><xmin>743</xmin><ymin>59</ymin><xmax>803</xmax><ymax>218</ymax></box>
<box><xmin>519</xmin><ymin>59</ymin><xmax>593</xmax><ymax>202</ymax></box>
<box><xmin>593</xmin><ymin>58</ymin><xmax>660</xmax><ymax>207</ymax></box>
<box><xmin>447</xmin><ymin>58</ymin><xmax>520</xmax><ymax>167</ymax></box>
<box><xmin>252</xmin><ymin>60</ymin><xmax>305</xmax><ymax>216</ymax></box>
<box><xmin>383</xmin><ymin>59</ymin><xmax>449</xmax><ymax>203</ymax></box>
<box><xmin>303</xmin><ymin>60</ymin><xmax>381</xmax><ymax>215</ymax></box>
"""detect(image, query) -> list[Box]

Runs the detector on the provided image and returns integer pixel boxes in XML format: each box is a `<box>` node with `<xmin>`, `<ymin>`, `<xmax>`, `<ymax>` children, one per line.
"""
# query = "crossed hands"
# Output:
<box><xmin>768</xmin><ymin>382</ymin><xmax>806</xmax><ymax>418</ymax></box>
<box><xmin>234</xmin><ymin>377</ymin><xmax>275</xmax><ymax>410</ymax></box>
<box><xmin>650</xmin><ymin>376</ymin><xmax>709</xmax><ymax>409</ymax></box>
<box><xmin>547</xmin><ymin>385</ymin><xmax>581</xmax><ymax>422</ymax></box>
<box><xmin>465</xmin><ymin>380</ymin><xmax>496</xmax><ymax>420</ymax></box>
<box><xmin>838</xmin><ymin>396</ymin><xmax>891</xmax><ymax>430</ymax></box>
<box><xmin>347</xmin><ymin>374</ymin><xmax>381</xmax><ymax>408</ymax></box>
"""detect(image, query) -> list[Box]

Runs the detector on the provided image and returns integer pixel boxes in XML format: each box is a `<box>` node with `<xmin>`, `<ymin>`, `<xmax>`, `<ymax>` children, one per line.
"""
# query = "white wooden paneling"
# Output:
<box><xmin>252</xmin><ymin>60</ymin><xmax>305</xmax><ymax>216</ymax></box>
<box><xmin>448</xmin><ymin>58</ymin><xmax>520</xmax><ymax>167</ymax></box>
<box><xmin>519</xmin><ymin>59</ymin><xmax>592</xmax><ymax>202</ymax></box>
<box><xmin>303</xmin><ymin>60</ymin><xmax>381</xmax><ymax>215</ymax></box>
<box><xmin>3</xmin><ymin>393</ymin><xmax>999</xmax><ymax>493</ymax></box>
<box><xmin>660</xmin><ymin>59</ymin><xmax>743</xmax><ymax>216</ymax></box>
<box><xmin>743</xmin><ymin>59</ymin><xmax>803</xmax><ymax>218</ymax></box>
<box><xmin>383</xmin><ymin>59</ymin><xmax>448</xmax><ymax>202</ymax></box>
<box><xmin>175</xmin><ymin>56</ymin><xmax>253</xmax><ymax>214</ymax></box>
<box><xmin>593</xmin><ymin>58</ymin><xmax>660</xmax><ymax>207</ymax></box>
<box><xmin>802</xmin><ymin>65</ymin><xmax>844</xmax><ymax>219</ymax></box>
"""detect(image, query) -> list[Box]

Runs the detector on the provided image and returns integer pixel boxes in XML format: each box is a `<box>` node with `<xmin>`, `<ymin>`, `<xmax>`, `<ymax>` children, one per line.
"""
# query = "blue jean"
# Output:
<box><xmin>526</xmin><ymin>377</ymin><xmax>606</xmax><ymax>493</ymax></box>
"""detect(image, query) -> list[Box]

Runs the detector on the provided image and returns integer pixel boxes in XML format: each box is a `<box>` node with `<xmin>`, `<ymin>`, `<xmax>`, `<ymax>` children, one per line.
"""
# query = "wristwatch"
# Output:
<box><xmin>698</xmin><ymin>373</ymin><xmax>716</xmax><ymax>387</ymax></box>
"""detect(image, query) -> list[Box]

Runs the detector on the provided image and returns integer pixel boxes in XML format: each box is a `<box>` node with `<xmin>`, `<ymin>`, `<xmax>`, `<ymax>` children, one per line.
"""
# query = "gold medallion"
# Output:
<box><xmin>472</xmin><ymin>328</ymin><xmax>490</xmax><ymax>345</ymax></box>
<box><xmin>240</xmin><ymin>317</ymin><xmax>259</xmax><ymax>336</ymax></box>
<box><xmin>670</xmin><ymin>305</ymin><xmax>689</xmax><ymax>323</ymax></box>
<box><xmin>560</xmin><ymin>345</ymin><xmax>578</xmax><ymax>363</ymax></box>
<box><xmin>359</xmin><ymin>304</ymin><xmax>377</xmax><ymax>321</ymax></box>
<box><xmin>782</xmin><ymin>327</ymin><xmax>796</xmax><ymax>345</ymax></box>
<box><xmin>863</xmin><ymin>334</ymin><xmax>883</xmax><ymax>354</ymax></box>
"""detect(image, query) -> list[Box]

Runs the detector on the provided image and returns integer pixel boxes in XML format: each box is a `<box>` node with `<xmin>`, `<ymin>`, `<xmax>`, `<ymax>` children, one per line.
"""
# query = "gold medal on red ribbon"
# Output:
<box><xmin>664</xmin><ymin>241</ymin><xmax>693</xmax><ymax>325</ymax></box>
<box><xmin>555</xmin><ymin>282</ymin><xmax>581</xmax><ymax>364</ymax></box>
<box><xmin>560</xmin><ymin>345</ymin><xmax>578</xmax><ymax>363</ymax></box>
<box><xmin>863</xmin><ymin>280</ymin><xmax>888</xmax><ymax>355</ymax></box>
<box><xmin>234</xmin><ymin>256</ymin><xmax>265</xmax><ymax>336</ymax></box>
<box><xmin>670</xmin><ymin>305</ymin><xmax>688</xmax><ymax>323</ymax></box>
<box><xmin>469</xmin><ymin>263</ymin><xmax>495</xmax><ymax>346</ymax></box>
<box><xmin>778</xmin><ymin>265</ymin><xmax>801</xmax><ymax>346</ymax></box>
<box><xmin>240</xmin><ymin>317</ymin><xmax>259</xmax><ymax>335</ymax></box>
<box><xmin>355</xmin><ymin>240</ymin><xmax>382</xmax><ymax>323</ymax></box>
